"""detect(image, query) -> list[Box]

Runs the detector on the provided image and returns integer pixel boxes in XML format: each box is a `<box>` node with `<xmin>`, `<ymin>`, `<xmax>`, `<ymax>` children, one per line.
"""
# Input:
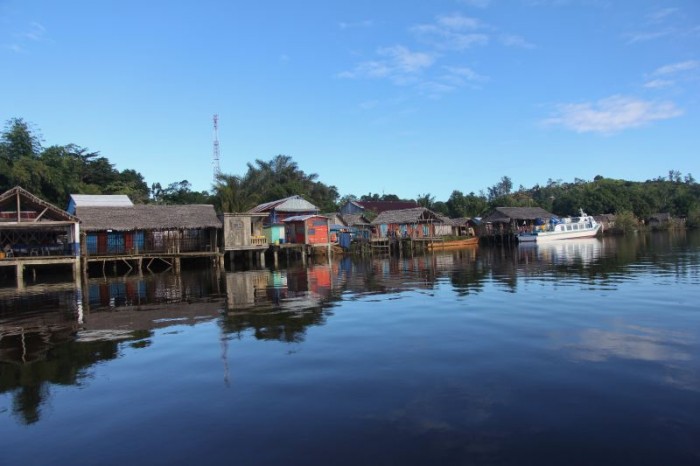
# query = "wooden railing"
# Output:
<box><xmin>251</xmin><ymin>236</ymin><xmax>267</xmax><ymax>246</ymax></box>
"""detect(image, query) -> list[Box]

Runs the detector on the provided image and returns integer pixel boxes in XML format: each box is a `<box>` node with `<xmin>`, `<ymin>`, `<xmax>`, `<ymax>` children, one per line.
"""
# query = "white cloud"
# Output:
<box><xmin>443</xmin><ymin>65</ymin><xmax>489</xmax><ymax>83</ymax></box>
<box><xmin>652</xmin><ymin>60</ymin><xmax>699</xmax><ymax>76</ymax></box>
<box><xmin>499</xmin><ymin>34</ymin><xmax>536</xmax><ymax>49</ymax></box>
<box><xmin>643</xmin><ymin>60</ymin><xmax>699</xmax><ymax>89</ymax></box>
<box><xmin>338</xmin><ymin>45</ymin><xmax>435</xmax><ymax>82</ymax></box>
<box><xmin>647</xmin><ymin>8</ymin><xmax>678</xmax><ymax>23</ymax></box>
<box><xmin>643</xmin><ymin>79</ymin><xmax>673</xmax><ymax>89</ymax></box>
<box><xmin>544</xmin><ymin>95</ymin><xmax>683</xmax><ymax>134</ymax></box>
<box><xmin>378</xmin><ymin>45</ymin><xmax>435</xmax><ymax>73</ymax></box>
<box><xmin>23</xmin><ymin>22</ymin><xmax>46</xmax><ymax>41</ymax></box>
<box><xmin>625</xmin><ymin>29</ymin><xmax>673</xmax><ymax>44</ymax></box>
<box><xmin>4</xmin><ymin>43</ymin><xmax>23</xmax><ymax>53</ymax></box>
<box><xmin>412</xmin><ymin>13</ymin><xmax>489</xmax><ymax>50</ymax></box>
<box><xmin>436</xmin><ymin>13</ymin><xmax>481</xmax><ymax>30</ymax></box>
<box><xmin>339</xmin><ymin>20</ymin><xmax>373</xmax><ymax>30</ymax></box>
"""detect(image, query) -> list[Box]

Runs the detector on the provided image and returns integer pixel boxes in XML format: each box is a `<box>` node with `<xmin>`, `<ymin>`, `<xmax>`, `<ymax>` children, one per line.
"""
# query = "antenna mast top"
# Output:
<box><xmin>212</xmin><ymin>114</ymin><xmax>221</xmax><ymax>181</ymax></box>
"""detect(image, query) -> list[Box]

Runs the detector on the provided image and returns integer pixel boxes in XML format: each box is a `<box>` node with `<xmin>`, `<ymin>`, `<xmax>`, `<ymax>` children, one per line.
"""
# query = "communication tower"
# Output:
<box><xmin>212</xmin><ymin>114</ymin><xmax>221</xmax><ymax>181</ymax></box>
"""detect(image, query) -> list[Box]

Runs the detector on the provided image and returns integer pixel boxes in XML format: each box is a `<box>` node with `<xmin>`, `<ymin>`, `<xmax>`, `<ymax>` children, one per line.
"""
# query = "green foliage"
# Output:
<box><xmin>151</xmin><ymin>180</ymin><xmax>211</xmax><ymax>205</ymax></box>
<box><xmin>415</xmin><ymin>193</ymin><xmax>435</xmax><ymax>209</ymax></box>
<box><xmin>212</xmin><ymin>154</ymin><xmax>339</xmax><ymax>213</ymax></box>
<box><xmin>1</xmin><ymin>119</ymin><xmax>150</xmax><ymax>206</ymax></box>
<box><xmin>614</xmin><ymin>210</ymin><xmax>639</xmax><ymax>234</ymax></box>
<box><xmin>446</xmin><ymin>190</ymin><xmax>488</xmax><ymax>218</ymax></box>
<box><xmin>687</xmin><ymin>206</ymin><xmax>700</xmax><ymax>229</ymax></box>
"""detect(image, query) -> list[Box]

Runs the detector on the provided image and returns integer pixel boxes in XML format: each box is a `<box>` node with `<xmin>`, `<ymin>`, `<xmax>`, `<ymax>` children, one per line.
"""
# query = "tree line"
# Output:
<box><xmin>2</xmin><ymin>118</ymin><xmax>699</xmax><ymax>225</ymax></box>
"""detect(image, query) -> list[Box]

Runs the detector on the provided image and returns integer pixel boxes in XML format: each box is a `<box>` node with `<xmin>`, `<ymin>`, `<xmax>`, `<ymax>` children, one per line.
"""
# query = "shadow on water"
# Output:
<box><xmin>1</xmin><ymin>230</ymin><xmax>698</xmax><ymax>428</ymax></box>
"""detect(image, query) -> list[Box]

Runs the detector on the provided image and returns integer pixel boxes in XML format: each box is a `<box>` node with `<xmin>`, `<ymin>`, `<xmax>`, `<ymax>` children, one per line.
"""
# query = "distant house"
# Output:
<box><xmin>75</xmin><ymin>204</ymin><xmax>221</xmax><ymax>255</ymax></box>
<box><xmin>450</xmin><ymin>217</ymin><xmax>478</xmax><ymax>237</ymax></box>
<box><xmin>435</xmin><ymin>214</ymin><xmax>456</xmax><ymax>236</ymax></box>
<box><xmin>249</xmin><ymin>195</ymin><xmax>319</xmax><ymax>225</ymax></box>
<box><xmin>646</xmin><ymin>212</ymin><xmax>672</xmax><ymax>227</ymax></box>
<box><xmin>594</xmin><ymin>214</ymin><xmax>616</xmax><ymax>230</ymax></box>
<box><xmin>283</xmin><ymin>215</ymin><xmax>330</xmax><ymax>246</ymax></box>
<box><xmin>371</xmin><ymin>207</ymin><xmax>443</xmax><ymax>238</ymax></box>
<box><xmin>339</xmin><ymin>200</ymin><xmax>419</xmax><ymax>217</ymax></box>
<box><xmin>340</xmin><ymin>213</ymin><xmax>372</xmax><ymax>240</ymax></box>
<box><xmin>249</xmin><ymin>195</ymin><xmax>320</xmax><ymax>245</ymax></box>
<box><xmin>66</xmin><ymin>194</ymin><xmax>133</xmax><ymax>215</ymax></box>
<box><xmin>481</xmin><ymin>207</ymin><xmax>555</xmax><ymax>236</ymax></box>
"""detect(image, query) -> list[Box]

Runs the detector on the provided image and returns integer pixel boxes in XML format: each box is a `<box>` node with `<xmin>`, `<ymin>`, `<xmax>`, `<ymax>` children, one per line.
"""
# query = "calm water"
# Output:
<box><xmin>1</xmin><ymin>232</ymin><xmax>699</xmax><ymax>465</ymax></box>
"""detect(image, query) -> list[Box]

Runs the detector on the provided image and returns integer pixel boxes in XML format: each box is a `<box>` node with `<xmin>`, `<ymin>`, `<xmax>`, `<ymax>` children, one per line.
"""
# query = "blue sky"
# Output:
<box><xmin>1</xmin><ymin>0</ymin><xmax>698</xmax><ymax>201</ymax></box>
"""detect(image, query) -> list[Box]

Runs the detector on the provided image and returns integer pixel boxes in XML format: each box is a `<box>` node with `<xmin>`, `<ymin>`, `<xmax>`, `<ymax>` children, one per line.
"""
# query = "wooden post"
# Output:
<box><xmin>174</xmin><ymin>257</ymin><xmax>181</xmax><ymax>274</ymax></box>
<box><xmin>16</xmin><ymin>263</ymin><xmax>24</xmax><ymax>290</ymax></box>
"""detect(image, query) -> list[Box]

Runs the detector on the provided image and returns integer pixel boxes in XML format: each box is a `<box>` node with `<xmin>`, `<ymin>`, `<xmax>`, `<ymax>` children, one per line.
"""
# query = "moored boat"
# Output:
<box><xmin>518</xmin><ymin>209</ymin><xmax>600</xmax><ymax>243</ymax></box>
<box><xmin>427</xmin><ymin>236</ymin><xmax>479</xmax><ymax>249</ymax></box>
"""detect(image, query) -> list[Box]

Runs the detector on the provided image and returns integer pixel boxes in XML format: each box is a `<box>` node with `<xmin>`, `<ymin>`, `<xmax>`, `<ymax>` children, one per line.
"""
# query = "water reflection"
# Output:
<box><xmin>1</xmin><ymin>231</ymin><xmax>699</xmax><ymax>441</ymax></box>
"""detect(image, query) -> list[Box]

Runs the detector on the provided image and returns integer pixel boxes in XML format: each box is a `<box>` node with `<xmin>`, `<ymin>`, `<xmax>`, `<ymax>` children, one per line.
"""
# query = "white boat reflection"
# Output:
<box><xmin>519</xmin><ymin>238</ymin><xmax>603</xmax><ymax>265</ymax></box>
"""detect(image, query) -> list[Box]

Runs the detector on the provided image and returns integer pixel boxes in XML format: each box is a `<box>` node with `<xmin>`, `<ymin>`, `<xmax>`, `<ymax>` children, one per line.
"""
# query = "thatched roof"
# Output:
<box><xmin>450</xmin><ymin>217</ymin><xmax>473</xmax><ymax>226</ymax></box>
<box><xmin>372</xmin><ymin>207</ymin><xmax>443</xmax><ymax>225</ymax></box>
<box><xmin>76</xmin><ymin>205</ymin><xmax>222</xmax><ymax>232</ymax></box>
<box><xmin>0</xmin><ymin>186</ymin><xmax>78</xmax><ymax>223</ymax></box>
<box><xmin>340</xmin><ymin>213</ymin><xmax>371</xmax><ymax>226</ymax></box>
<box><xmin>435</xmin><ymin>214</ymin><xmax>456</xmax><ymax>226</ymax></box>
<box><xmin>482</xmin><ymin>207</ymin><xmax>554</xmax><ymax>223</ymax></box>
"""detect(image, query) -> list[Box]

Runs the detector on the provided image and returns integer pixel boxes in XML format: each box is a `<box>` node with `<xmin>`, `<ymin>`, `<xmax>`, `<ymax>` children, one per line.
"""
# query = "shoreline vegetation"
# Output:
<box><xmin>2</xmin><ymin>118</ymin><xmax>699</xmax><ymax>230</ymax></box>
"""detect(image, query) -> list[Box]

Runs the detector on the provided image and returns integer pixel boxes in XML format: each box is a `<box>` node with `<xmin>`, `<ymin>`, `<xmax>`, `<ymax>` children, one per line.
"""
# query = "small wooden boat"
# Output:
<box><xmin>427</xmin><ymin>236</ymin><xmax>479</xmax><ymax>250</ymax></box>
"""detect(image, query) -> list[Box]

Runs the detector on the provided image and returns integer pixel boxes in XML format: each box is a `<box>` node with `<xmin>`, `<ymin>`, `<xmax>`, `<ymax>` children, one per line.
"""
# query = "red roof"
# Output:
<box><xmin>353</xmin><ymin>200</ymin><xmax>419</xmax><ymax>213</ymax></box>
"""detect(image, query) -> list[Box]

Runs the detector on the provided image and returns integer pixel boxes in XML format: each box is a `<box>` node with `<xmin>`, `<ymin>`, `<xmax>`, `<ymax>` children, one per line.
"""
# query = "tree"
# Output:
<box><xmin>487</xmin><ymin>176</ymin><xmax>513</xmax><ymax>201</ymax></box>
<box><xmin>416</xmin><ymin>193</ymin><xmax>435</xmax><ymax>209</ymax></box>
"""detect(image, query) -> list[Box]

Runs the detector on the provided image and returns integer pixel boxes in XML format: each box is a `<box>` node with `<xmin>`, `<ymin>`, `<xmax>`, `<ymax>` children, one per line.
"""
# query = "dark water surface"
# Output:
<box><xmin>2</xmin><ymin>232</ymin><xmax>699</xmax><ymax>465</ymax></box>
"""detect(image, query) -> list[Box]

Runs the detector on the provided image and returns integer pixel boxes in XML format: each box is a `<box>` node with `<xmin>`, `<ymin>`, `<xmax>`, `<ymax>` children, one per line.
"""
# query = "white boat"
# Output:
<box><xmin>518</xmin><ymin>209</ymin><xmax>601</xmax><ymax>243</ymax></box>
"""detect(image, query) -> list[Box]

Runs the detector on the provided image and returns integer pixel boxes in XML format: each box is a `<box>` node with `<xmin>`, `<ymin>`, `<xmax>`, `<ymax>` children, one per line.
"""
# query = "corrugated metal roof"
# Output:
<box><xmin>283</xmin><ymin>215</ymin><xmax>327</xmax><ymax>222</ymax></box>
<box><xmin>249</xmin><ymin>195</ymin><xmax>319</xmax><ymax>214</ymax></box>
<box><xmin>354</xmin><ymin>200</ymin><xmax>419</xmax><ymax>213</ymax></box>
<box><xmin>69</xmin><ymin>194</ymin><xmax>134</xmax><ymax>207</ymax></box>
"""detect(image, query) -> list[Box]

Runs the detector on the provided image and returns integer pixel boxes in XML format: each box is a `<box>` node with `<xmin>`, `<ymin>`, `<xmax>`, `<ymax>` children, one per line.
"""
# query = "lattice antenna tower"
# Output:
<box><xmin>212</xmin><ymin>114</ymin><xmax>221</xmax><ymax>181</ymax></box>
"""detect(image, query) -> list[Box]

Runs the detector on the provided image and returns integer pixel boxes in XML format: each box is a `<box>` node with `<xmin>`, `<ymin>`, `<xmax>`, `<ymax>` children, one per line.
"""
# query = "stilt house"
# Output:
<box><xmin>371</xmin><ymin>207</ymin><xmax>444</xmax><ymax>238</ymax></box>
<box><xmin>75</xmin><ymin>204</ymin><xmax>222</xmax><ymax>256</ymax></box>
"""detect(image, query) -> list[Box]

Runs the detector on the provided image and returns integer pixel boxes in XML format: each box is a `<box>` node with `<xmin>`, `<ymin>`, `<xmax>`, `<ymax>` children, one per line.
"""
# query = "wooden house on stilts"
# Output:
<box><xmin>75</xmin><ymin>204</ymin><xmax>222</xmax><ymax>273</ymax></box>
<box><xmin>0</xmin><ymin>186</ymin><xmax>81</xmax><ymax>287</ymax></box>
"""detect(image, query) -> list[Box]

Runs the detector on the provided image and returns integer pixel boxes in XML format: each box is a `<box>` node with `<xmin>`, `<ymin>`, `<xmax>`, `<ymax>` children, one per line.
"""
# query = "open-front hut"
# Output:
<box><xmin>450</xmin><ymin>217</ymin><xmax>478</xmax><ymax>237</ymax></box>
<box><xmin>0</xmin><ymin>186</ymin><xmax>81</xmax><ymax>286</ymax></box>
<box><xmin>481</xmin><ymin>207</ymin><xmax>555</xmax><ymax>238</ymax></box>
<box><xmin>371</xmin><ymin>207</ymin><xmax>444</xmax><ymax>238</ymax></box>
<box><xmin>0</xmin><ymin>186</ymin><xmax>81</xmax><ymax>258</ymax></box>
<box><xmin>75</xmin><ymin>204</ymin><xmax>222</xmax><ymax>257</ymax></box>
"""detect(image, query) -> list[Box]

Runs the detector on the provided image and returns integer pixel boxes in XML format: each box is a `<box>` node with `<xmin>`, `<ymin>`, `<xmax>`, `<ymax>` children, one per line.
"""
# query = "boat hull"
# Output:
<box><xmin>518</xmin><ymin>225</ymin><xmax>601</xmax><ymax>243</ymax></box>
<box><xmin>427</xmin><ymin>237</ymin><xmax>479</xmax><ymax>249</ymax></box>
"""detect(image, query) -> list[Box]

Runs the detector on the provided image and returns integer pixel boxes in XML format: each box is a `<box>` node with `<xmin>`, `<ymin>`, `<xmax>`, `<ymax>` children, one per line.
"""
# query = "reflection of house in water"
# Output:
<box><xmin>223</xmin><ymin>265</ymin><xmax>339</xmax><ymax>343</ymax></box>
<box><xmin>0</xmin><ymin>283</ymin><xmax>137</xmax><ymax>425</ymax></box>
<box><xmin>225</xmin><ymin>265</ymin><xmax>335</xmax><ymax>312</ymax></box>
<box><xmin>0</xmin><ymin>270</ymin><xmax>225</xmax><ymax>424</ymax></box>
